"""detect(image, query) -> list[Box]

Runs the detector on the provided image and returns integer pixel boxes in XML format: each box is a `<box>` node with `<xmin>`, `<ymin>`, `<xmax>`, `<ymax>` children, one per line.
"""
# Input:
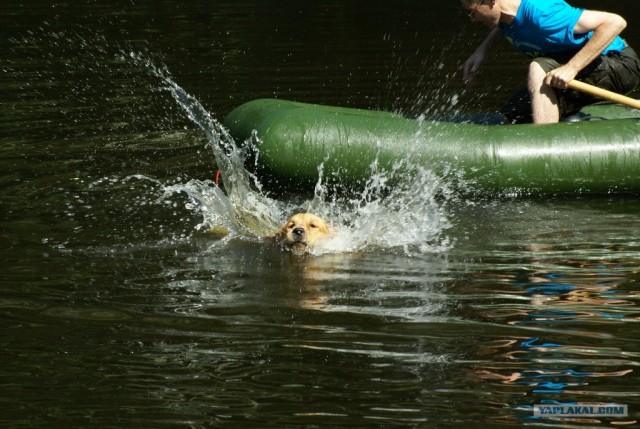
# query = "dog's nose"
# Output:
<box><xmin>292</xmin><ymin>227</ymin><xmax>305</xmax><ymax>236</ymax></box>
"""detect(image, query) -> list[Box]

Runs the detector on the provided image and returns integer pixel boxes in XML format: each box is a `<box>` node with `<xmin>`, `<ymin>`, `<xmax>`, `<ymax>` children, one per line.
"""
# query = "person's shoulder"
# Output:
<box><xmin>522</xmin><ymin>0</ymin><xmax>577</xmax><ymax>15</ymax></box>
<box><xmin>524</xmin><ymin>0</ymin><xmax>574</xmax><ymax>7</ymax></box>
<box><xmin>521</xmin><ymin>0</ymin><xmax>581</xmax><ymax>25</ymax></box>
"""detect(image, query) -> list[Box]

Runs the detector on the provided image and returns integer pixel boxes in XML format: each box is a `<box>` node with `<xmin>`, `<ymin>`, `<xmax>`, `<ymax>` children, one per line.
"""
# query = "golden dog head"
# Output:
<box><xmin>276</xmin><ymin>212</ymin><xmax>334</xmax><ymax>254</ymax></box>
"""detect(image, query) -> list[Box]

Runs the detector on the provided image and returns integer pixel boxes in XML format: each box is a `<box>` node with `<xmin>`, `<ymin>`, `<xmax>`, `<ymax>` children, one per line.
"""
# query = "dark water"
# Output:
<box><xmin>3</xmin><ymin>1</ymin><xmax>640</xmax><ymax>427</ymax></box>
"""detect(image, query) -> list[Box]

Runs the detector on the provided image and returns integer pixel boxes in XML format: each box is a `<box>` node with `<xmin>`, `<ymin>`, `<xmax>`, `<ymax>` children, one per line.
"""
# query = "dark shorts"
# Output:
<box><xmin>501</xmin><ymin>46</ymin><xmax>640</xmax><ymax>123</ymax></box>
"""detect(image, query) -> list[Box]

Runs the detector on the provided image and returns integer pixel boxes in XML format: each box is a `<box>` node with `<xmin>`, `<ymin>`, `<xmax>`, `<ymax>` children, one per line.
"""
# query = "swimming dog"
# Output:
<box><xmin>275</xmin><ymin>212</ymin><xmax>335</xmax><ymax>255</ymax></box>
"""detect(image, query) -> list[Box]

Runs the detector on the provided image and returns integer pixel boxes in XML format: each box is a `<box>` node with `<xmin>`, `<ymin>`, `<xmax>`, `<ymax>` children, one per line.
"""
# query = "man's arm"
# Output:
<box><xmin>463</xmin><ymin>26</ymin><xmax>504</xmax><ymax>86</ymax></box>
<box><xmin>545</xmin><ymin>10</ymin><xmax>626</xmax><ymax>89</ymax></box>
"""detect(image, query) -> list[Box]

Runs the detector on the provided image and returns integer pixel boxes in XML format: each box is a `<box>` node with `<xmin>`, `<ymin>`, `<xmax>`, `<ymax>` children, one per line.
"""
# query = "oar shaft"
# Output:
<box><xmin>568</xmin><ymin>80</ymin><xmax>640</xmax><ymax>110</ymax></box>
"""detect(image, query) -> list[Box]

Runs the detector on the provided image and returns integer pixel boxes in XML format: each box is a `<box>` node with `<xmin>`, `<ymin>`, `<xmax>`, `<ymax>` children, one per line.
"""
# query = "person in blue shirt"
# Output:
<box><xmin>461</xmin><ymin>0</ymin><xmax>640</xmax><ymax>123</ymax></box>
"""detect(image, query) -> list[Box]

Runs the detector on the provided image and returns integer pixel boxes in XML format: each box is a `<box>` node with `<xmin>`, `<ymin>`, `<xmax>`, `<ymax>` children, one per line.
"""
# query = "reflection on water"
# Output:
<box><xmin>3</xmin><ymin>0</ymin><xmax>640</xmax><ymax>427</ymax></box>
<box><xmin>453</xmin><ymin>202</ymin><xmax>640</xmax><ymax>426</ymax></box>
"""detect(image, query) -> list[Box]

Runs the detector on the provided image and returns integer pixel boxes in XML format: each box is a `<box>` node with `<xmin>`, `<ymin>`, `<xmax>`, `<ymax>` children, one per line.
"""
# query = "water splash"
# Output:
<box><xmin>134</xmin><ymin>53</ymin><xmax>453</xmax><ymax>254</ymax></box>
<box><xmin>128</xmin><ymin>51</ymin><xmax>284</xmax><ymax>239</ymax></box>
<box><xmin>304</xmin><ymin>158</ymin><xmax>454</xmax><ymax>255</ymax></box>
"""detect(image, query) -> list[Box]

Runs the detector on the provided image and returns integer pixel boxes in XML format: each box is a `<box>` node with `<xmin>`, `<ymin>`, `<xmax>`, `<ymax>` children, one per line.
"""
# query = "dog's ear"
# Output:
<box><xmin>274</xmin><ymin>227</ymin><xmax>285</xmax><ymax>240</ymax></box>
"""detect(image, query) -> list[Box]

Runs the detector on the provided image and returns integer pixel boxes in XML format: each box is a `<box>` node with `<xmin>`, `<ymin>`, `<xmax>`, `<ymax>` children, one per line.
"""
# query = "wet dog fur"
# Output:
<box><xmin>275</xmin><ymin>212</ymin><xmax>335</xmax><ymax>255</ymax></box>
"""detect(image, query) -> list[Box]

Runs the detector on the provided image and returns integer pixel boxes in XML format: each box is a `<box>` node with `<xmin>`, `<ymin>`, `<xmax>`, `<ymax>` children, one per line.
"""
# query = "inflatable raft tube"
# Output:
<box><xmin>223</xmin><ymin>98</ymin><xmax>640</xmax><ymax>195</ymax></box>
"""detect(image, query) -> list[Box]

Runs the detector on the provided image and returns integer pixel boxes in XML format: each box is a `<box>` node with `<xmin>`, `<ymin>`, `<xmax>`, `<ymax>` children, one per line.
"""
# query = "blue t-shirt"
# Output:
<box><xmin>499</xmin><ymin>0</ymin><xmax>626</xmax><ymax>57</ymax></box>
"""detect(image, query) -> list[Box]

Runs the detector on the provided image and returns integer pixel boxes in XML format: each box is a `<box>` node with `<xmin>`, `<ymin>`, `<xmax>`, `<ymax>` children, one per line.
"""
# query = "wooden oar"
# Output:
<box><xmin>568</xmin><ymin>80</ymin><xmax>640</xmax><ymax>110</ymax></box>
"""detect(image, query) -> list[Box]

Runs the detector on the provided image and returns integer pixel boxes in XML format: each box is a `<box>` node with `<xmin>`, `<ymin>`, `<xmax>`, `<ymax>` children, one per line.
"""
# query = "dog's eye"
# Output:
<box><xmin>309</xmin><ymin>223</ymin><xmax>318</xmax><ymax>229</ymax></box>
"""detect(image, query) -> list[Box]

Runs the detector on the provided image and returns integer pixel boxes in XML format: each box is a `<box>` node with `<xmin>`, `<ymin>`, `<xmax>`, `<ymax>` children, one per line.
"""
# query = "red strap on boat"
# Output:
<box><xmin>215</xmin><ymin>170</ymin><xmax>221</xmax><ymax>186</ymax></box>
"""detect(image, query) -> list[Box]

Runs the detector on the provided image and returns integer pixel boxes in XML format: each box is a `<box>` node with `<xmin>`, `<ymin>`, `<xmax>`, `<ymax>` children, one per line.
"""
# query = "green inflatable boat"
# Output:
<box><xmin>222</xmin><ymin>98</ymin><xmax>640</xmax><ymax>195</ymax></box>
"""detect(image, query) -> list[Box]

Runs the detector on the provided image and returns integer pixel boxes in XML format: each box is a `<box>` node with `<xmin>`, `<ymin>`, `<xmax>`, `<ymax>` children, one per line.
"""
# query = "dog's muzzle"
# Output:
<box><xmin>292</xmin><ymin>227</ymin><xmax>306</xmax><ymax>240</ymax></box>
<box><xmin>289</xmin><ymin>227</ymin><xmax>308</xmax><ymax>253</ymax></box>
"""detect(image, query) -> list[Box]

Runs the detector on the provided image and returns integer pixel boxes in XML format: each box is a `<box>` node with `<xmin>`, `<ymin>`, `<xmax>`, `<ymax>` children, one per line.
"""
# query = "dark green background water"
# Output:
<box><xmin>3</xmin><ymin>1</ymin><xmax>640</xmax><ymax>427</ymax></box>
